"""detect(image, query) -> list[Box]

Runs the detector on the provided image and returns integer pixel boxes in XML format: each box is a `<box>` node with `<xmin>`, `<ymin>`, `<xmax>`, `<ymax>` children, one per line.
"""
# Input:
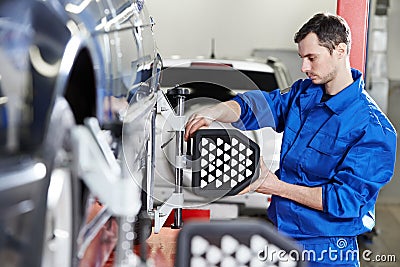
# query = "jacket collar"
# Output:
<box><xmin>304</xmin><ymin>69</ymin><xmax>364</xmax><ymax>114</ymax></box>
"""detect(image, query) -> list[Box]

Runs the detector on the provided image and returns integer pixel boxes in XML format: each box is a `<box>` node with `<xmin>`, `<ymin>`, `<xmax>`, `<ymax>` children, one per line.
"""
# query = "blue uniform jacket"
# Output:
<box><xmin>232</xmin><ymin>69</ymin><xmax>397</xmax><ymax>238</ymax></box>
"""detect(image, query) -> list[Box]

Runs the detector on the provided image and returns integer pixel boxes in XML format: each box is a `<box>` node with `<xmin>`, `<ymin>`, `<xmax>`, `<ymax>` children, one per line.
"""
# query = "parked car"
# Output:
<box><xmin>0</xmin><ymin>0</ymin><xmax>160</xmax><ymax>266</ymax></box>
<box><xmin>153</xmin><ymin>57</ymin><xmax>292</xmax><ymax>218</ymax></box>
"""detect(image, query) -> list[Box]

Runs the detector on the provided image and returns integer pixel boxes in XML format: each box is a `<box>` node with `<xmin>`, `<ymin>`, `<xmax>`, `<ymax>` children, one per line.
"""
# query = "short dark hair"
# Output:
<box><xmin>294</xmin><ymin>13</ymin><xmax>351</xmax><ymax>55</ymax></box>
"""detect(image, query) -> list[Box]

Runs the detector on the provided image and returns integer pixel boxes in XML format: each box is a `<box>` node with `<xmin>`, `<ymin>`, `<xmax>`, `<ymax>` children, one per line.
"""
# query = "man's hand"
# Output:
<box><xmin>184</xmin><ymin>100</ymin><xmax>242</xmax><ymax>141</ymax></box>
<box><xmin>184</xmin><ymin>108</ymin><xmax>215</xmax><ymax>141</ymax></box>
<box><xmin>239</xmin><ymin>158</ymin><xmax>323</xmax><ymax>211</ymax></box>
<box><xmin>239</xmin><ymin>158</ymin><xmax>280</xmax><ymax>195</ymax></box>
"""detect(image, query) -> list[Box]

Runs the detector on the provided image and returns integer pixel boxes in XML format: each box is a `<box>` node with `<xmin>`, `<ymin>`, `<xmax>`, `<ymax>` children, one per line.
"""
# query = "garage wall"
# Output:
<box><xmin>147</xmin><ymin>0</ymin><xmax>399</xmax><ymax>81</ymax></box>
<box><xmin>387</xmin><ymin>0</ymin><xmax>400</xmax><ymax>81</ymax></box>
<box><xmin>146</xmin><ymin>0</ymin><xmax>336</xmax><ymax>59</ymax></box>
<box><xmin>147</xmin><ymin>0</ymin><xmax>399</xmax><ymax>80</ymax></box>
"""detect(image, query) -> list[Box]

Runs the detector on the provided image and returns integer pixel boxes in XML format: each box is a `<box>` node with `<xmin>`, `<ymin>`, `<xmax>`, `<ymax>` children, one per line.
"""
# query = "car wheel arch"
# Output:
<box><xmin>63</xmin><ymin>47</ymin><xmax>97</xmax><ymax>125</ymax></box>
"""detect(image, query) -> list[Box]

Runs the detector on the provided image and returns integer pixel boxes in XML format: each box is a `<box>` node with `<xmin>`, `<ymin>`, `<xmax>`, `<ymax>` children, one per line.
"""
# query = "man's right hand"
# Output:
<box><xmin>184</xmin><ymin>109</ymin><xmax>214</xmax><ymax>141</ymax></box>
<box><xmin>184</xmin><ymin>100</ymin><xmax>242</xmax><ymax>141</ymax></box>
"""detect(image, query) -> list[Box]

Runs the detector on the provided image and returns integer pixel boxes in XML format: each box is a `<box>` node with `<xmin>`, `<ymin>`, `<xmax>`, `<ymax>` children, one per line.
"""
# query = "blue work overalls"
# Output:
<box><xmin>232</xmin><ymin>69</ymin><xmax>397</xmax><ymax>266</ymax></box>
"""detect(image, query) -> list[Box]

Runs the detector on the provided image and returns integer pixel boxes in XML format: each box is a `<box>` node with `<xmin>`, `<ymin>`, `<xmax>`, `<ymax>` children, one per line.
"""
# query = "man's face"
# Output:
<box><xmin>298</xmin><ymin>32</ymin><xmax>338</xmax><ymax>85</ymax></box>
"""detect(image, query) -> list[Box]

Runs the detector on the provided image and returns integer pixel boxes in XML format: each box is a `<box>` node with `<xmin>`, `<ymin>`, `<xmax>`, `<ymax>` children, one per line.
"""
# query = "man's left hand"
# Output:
<box><xmin>239</xmin><ymin>158</ymin><xmax>281</xmax><ymax>195</ymax></box>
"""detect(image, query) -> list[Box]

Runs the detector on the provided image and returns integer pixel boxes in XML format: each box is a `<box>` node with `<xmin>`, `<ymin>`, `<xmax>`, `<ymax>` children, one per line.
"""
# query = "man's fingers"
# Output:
<box><xmin>184</xmin><ymin>115</ymin><xmax>201</xmax><ymax>140</ymax></box>
<box><xmin>238</xmin><ymin>185</ymin><xmax>250</xmax><ymax>195</ymax></box>
<box><xmin>249</xmin><ymin>177</ymin><xmax>263</xmax><ymax>192</ymax></box>
<box><xmin>239</xmin><ymin>178</ymin><xmax>262</xmax><ymax>195</ymax></box>
<box><xmin>239</xmin><ymin>160</ymin><xmax>271</xmax><ymax>195</ymax></box>
<box><xmin>184</xmin><ymin>117</ymin><xmax>202</xmax><ymax>140</ymax></box>
<box><xmin>239</xmin><ymin>177</ymin><xmax>261</xmax><ymax>195</ymax></box>
<box><xmin>184</xmin><ymin>114</ymin><xmax>212</xmax><ymax>141</ymax></box>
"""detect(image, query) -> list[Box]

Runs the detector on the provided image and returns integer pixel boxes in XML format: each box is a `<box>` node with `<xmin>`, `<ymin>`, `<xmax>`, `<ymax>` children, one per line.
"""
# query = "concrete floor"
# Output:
<box><xmin>359</xmin><ymin>204</ymin><xmax>400</xmax><ymax>266</ymax></box>
<box><xmin>358</xmin><ymin>81</ymin><xmax>400</xmax><ymax>267</ymax></box>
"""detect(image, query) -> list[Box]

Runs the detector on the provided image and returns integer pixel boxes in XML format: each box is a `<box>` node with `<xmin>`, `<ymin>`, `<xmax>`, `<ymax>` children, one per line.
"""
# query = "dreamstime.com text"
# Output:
<box><xmin>258</xmin><ymin>246</ymin><xmax>397</xmax><ymax>263</ymax></box>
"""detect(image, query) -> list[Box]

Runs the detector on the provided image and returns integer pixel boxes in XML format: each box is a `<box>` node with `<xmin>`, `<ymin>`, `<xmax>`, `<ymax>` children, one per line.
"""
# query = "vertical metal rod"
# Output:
<box><xmin>147</xmin><ymin>106</ymin><xmax>157</xmax><ymax>213</ymax></box>
<box><xmin>173</xmin><ymin>95</ymin><xmax>185</xmax><ymax>228</ymax></box>
<box><xmin>114</xmin><ymin>152</ymin><xmax>138</xmax><ymax>266</ymax></box>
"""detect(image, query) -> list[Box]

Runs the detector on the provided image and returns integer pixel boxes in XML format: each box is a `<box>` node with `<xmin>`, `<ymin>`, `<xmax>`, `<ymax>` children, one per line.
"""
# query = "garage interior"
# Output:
<box><xmin>0</xmin><ymin>0</ymin><xmax>399</xmax><ymax>266</ymax></box>
<box><xmin>149</xmin><ymin>0</ymin><xmax>400</xmax><ymax>265</ymax></box>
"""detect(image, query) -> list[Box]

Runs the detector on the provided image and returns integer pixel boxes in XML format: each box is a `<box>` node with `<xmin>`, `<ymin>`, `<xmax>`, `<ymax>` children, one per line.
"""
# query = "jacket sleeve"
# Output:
<box><xmin>322</xmin><ymin>121</ymin><xmax>397</xmax><ymax>218</ymax></box>
<box><xmin>231</xmin><ymin>80</ymin><xmax>303</xmax><ymax>132</ymax></box>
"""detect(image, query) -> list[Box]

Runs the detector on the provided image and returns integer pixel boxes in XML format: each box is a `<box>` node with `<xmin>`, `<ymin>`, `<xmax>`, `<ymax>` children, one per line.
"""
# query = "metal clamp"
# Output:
<box><xmin>153</xmin><ymin>87</ymin><xmax>190</xmax><ymax>231</ymax></box>
<box><xmin>153</xmin><ymin>192</ymin><xmax>184</xmax><ymax>233</ymax></box>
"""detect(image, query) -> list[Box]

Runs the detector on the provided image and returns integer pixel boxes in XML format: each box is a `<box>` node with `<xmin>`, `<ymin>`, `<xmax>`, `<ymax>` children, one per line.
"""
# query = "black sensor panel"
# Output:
<box><xmin>191</xmin><ymin>129</ymin><xmax>260</xmax><ymax>197</ymax></box>
<box><xmin>175</xmin><ymin>220</ymin><xmax>306</xmax><ymax>267</ymax></box>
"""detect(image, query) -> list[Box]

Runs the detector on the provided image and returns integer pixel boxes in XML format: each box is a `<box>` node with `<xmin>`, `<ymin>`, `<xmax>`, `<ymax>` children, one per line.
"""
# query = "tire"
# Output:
<box><xmin>41</xmin><ymin>98</ymin><xmax>81</xmax><ymax>267</ymax></box>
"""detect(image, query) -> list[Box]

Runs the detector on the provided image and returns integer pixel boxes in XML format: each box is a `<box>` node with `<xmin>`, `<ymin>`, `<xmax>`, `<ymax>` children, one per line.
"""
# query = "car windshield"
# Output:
<box><xmin>160</xmin><ymin>67</ymin><xmax>278</xmax><ymax>92</ymax></box>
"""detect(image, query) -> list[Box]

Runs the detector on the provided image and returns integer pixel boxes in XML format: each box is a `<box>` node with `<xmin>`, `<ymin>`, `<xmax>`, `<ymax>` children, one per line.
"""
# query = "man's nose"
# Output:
<box><xmin>301</xmin><ymin>59</ymin><xmax>310</xmax><ymax>73</ymax></box>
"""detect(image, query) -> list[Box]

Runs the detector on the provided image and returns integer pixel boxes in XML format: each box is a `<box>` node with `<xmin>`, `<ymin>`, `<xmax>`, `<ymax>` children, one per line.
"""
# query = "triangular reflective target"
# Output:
<box><xmin>201</xmin><ymin>158</ymin><xmax>208</xmax><ymax>167</ymax></box>
<box><xmin>232</xmin><ymin>138</ymin><xmax>238</xmax><ymax>146</ymax></box>
<box><xmin>209</xmin><ymin>142</ymin><xmax>216</xmax><ymax>152</ymax></box>
<box><xmin>231</xmin><ymin>158</ymin><xmax>238</xmax><ymax>167</ymax></box>
<box><xmin>217</xmin><ymin>138</ymin><xmax>223</xmax><ymax>146</ymax></box>
<box><xmin>209</xmin><ymin>153</ymin><xmax>215</xmax><ymax>162</ymax></box>
<box><xmin>250</xmin><ymin>234</ymin><xmax>268</xmax><ymax>252</ymax></box>
<box><xmin>209</xmin><ymin>164</ymin><xmax>215</xmax><ymax>172</ymax></box>
<box><xmin>231</xmin><ymin>179</ymin><xmax>237</xmax><ymax>188</ymax></box>
<box><xmin>175</xmin><ymin>220</ymin><xmax>305</xmax><ymax>267</ymax></box>
<box><xmin>223</xmin><ymin>174</ymin><xmax>230</xmax><ymax>183</ymax></box>
<box><xmin>231</xmin><ymin>148</ymin><xmax>238</xmax><ymax>157</ymax></box>
<box><xmin>202</xmin><ymin>138</ymin><xmax>209</xmax><ymax>147</ymax></box>
<box><xmin>216</xmin><ymin>159</ymin><xmax>223</xmax><ymax>167</ymax></box>
<box><xmin>238</xmin><ymin>164</ymin><xmax>245</xmax><ymax>173</ymax></box>
<box><xmin>231</xmin><ymin>169</ymin><xmax>237</xmax><ymax>177</ymax></box>
<box><xmin>208</xmin><ymin>174</ymin><xmax>215</xmax><ymax>183</ymax></box>
<box><xmin>246</xmin><ymin>169</ymin><xmax>252</xmax><ymax>177</ymax></box>
<box><xmin>246</xmin><ymin>148</ymin><xmax>253</xmax><ymax>156</ymax></box>
<box><xmin>224</xmin><ymin>143</ymin><xmax>231</xmax><ymax>151</ymax></box>
<box><xmin>239</xmin><ymin>143</ymin><xmax>246</xmax><ymax>151</ymax></box>
<box><xmin>223</xmin><ymin>164</ymin><xmax>230</xmax><ymax>173</ymax></box>
<box><xmin>224</xmin><ymin>153</ymin><xmax>230</xmax><ymax>162</ymax></box>
<box><xmin>246</xmin><ymin>159</ymin><xmax>252</xmax><ymax>167</ymax></box>
<box><xmin>191</xmin><ymin>129</ymin><xmax>260</xmax><ymax>197</ymax></box>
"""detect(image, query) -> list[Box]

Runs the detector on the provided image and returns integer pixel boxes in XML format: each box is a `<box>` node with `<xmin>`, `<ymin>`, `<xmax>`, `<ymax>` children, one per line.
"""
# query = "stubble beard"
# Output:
<box><xmin>310</xmin><ymin>67</ymin><xmax>337</xmax><ymax>86</ymax></box>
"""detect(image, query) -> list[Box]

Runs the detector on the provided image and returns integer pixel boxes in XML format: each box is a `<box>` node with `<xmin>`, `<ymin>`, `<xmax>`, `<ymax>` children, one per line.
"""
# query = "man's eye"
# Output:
<box><xmin>309</xmin><ymin>57</ymin><xmax>315</xmax><ymax>62</ymax></box>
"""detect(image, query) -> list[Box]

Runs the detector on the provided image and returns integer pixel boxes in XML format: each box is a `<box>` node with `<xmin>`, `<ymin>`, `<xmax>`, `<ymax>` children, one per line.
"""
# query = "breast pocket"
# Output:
<box><xmin>281</xmin><ymin>108</ymin><xmax>301</xmax><ymax>153</ymax></box>
<box><xmin>300</xmin><ymin>133</ymin><xmax>349</xmax><ymax>179</ymax></box>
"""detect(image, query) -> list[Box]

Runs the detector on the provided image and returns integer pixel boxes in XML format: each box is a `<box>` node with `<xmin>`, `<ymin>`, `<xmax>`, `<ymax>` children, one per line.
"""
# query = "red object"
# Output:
<box><xmin>79</xmin><ymin>202</ymin><xmax>118</xmax><ymax>267</ymax></box>
<box><xmin>190</xmin><ymin>62</ymin><xmax>233</xmax><ymax>68</ymax></box>
<box><xmin>337</xmin><ymin>0</ymin><xmax>370</xmax><ymax>77</ymax></box>
<box><xmin>163</xmin><ymin>209</ymin><xmax>211</xmax><ymax>227</ymax></box>
<box><xmin>104</xmin><ymin>209</ymin><xmax>210</xmax><ymax>267</ymax></box>
<box><xmin>104</xmin><ymin>227</ymin><xmax>180</xmax><ymax>267</ymax></box>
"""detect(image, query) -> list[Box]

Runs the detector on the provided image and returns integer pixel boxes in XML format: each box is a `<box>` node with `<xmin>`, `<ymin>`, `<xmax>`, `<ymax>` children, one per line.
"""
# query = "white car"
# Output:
<box><xmin>152</xmin><ymin>58</ymin><xmax>292</xmax><ymax>219</ymax></box>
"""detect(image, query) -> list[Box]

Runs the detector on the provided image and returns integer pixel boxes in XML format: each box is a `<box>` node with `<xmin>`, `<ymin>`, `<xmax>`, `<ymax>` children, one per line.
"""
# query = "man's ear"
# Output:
<box><xmin>336</xmin><ymin>43</ymin><xmax>347</xmax><ymax>58</ymax></box>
